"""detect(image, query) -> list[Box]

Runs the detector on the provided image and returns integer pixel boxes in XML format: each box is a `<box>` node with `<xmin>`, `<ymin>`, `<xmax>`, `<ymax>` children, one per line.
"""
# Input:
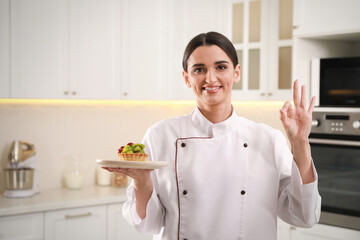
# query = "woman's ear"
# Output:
<box><xmin>234</xmin><ymin>64</ymin><xmax>241</xmax><ymax>83</ymax></box>
<box><xmin>183</xmin><ymin>71</ymin><xmax>191</xmax><ymax>88</ymax></box>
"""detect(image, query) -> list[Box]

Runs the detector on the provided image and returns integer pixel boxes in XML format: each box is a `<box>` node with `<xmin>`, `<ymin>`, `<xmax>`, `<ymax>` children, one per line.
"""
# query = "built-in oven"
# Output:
<box><xmin>310</xmin><ymin>107</ymin><xmax>360</xmax><ymax>230</ymax></box>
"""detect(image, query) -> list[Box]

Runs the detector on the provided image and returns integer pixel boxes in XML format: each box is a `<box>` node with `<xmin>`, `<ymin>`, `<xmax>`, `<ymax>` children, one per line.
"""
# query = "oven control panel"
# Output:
<box><xmin>311</xmin><ymin>108</ymin><xmax>360</xmax><ymax>135</ymax></box>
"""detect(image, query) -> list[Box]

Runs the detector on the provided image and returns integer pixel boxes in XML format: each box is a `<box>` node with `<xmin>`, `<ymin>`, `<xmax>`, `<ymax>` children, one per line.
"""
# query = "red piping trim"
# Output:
<box><xmin>174</xmin><ymin>137</ymin><xmax>212</xmax><ymax>240</ymax></box>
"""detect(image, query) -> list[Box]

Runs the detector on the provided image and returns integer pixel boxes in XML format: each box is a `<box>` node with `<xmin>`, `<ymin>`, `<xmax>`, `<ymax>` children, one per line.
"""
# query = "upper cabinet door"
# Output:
<box><xmin>119</xmin><ymin>0</ymin><xmax>169</xmax><ymax>100</ymax></box>
<box><xmin>9</xmin><ymin>0</ymin><xmax>121</xmax><ymax>99</ymax></box>
<box><xmin>231</xmin><ymin>0</ymin><xmax>293</xmax><ymax>101</ymax></box>
<box><xmin>10</xmin><ymin>0</ymin><xmax>69</xmax><ymax>98</ymax></box>
<box><xmin>70</xmin><ymin>0</ymin><xmax>121</xmax><ymax>99</ymax></box>
<box><xmin>293</xmin><ymin>0</ymin><xmax>360</xmax><ymax>37</ymax></box>
<box><xmin>0</xmin><ymin>0</ymin><xmax>10</xmax><ymax>98</ymax></box>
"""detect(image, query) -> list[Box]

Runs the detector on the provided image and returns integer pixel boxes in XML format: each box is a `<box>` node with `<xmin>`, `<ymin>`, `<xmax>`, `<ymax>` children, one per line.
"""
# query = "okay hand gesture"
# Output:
<box><xmin>280</xmin><ymin>80</ymin><xmax>316</xmax><ymax>144</ymax></box>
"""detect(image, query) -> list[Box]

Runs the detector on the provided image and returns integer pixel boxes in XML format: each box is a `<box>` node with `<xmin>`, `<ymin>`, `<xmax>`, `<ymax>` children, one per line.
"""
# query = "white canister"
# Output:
<box><xmin>96</xmin><ymin>167</ymin><xmax>111</xmax><ymax>186</ymax></box>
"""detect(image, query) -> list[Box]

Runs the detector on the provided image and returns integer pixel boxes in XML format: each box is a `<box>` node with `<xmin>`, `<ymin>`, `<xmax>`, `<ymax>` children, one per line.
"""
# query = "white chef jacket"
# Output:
<box><xmin>123</xmin><ymin>107</ymin><xmax>321</xmax><ymax>240</ymax></box>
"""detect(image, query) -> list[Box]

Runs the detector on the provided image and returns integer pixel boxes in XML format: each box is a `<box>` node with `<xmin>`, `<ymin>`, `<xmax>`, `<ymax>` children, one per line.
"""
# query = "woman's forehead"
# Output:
<box><xmin>188</xmin><ymin>45</ymin><xmax>231</xmax><ymax>64</ymax></box>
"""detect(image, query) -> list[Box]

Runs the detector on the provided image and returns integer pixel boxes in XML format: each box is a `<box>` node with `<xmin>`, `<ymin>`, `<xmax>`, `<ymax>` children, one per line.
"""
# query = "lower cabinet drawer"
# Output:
<box><xmin>0</xmin><ymin>212</ymin><xmax>44</xmax><ymax>240</ymax></box>
<box><xmin>44</xmin><ymin>205</ymin><xmax>107</xmax><ymax>240</ymax></box>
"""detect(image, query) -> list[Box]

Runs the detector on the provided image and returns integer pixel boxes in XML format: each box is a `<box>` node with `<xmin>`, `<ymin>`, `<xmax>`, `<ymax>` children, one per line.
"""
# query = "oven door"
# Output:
<box><xmin>309</xmin><ymin>137</ymin><xmax>360</xmax><ymax>230</ymax></box>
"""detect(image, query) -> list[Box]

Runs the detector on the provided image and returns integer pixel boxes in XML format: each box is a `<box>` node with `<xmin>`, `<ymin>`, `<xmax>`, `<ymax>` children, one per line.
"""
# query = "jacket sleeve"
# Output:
<box><xmin>122</xmin><ymin>127</ymin><xmax>166</xmax><ymax>234</ymax></box>
<box><xmin>275</xmin><ymin>131</ymin><xmax>322</xmax><ymax>228</ymax></box>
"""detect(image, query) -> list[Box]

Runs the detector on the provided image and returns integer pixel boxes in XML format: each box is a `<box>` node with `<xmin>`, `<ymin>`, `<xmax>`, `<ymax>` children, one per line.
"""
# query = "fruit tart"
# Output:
<box><xmin>118</xmin><ymin>142</ymin><xmax>148</xmax><ymax>162</ymax></box>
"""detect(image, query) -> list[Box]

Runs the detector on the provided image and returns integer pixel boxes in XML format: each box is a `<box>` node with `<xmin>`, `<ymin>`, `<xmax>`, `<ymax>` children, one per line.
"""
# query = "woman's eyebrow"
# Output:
<box><xmin>215</xmin><ymin>60</ymin><xmax>230</xmax><ymax>64</ymax></box>
<box><xmin>191</xmin><ymin>60</ymin><xmax>230</xmax><ymax>69</ymax></box>
<box><xmin>190</xmin><ymin>63</ymin><xmax>205</xmax><ymax>69</ymax></box>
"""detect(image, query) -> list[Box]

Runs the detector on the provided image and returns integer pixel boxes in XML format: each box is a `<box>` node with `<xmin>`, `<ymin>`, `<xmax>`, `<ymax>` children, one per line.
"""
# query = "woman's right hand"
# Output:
<box><xmin>102</xmin><ymin>167</ymin><xmax>152</xmax><ymax>188</ymax></box>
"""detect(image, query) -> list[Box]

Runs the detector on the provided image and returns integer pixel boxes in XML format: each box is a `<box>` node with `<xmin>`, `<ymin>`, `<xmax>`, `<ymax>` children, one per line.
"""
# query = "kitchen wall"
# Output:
<box><xmin>0</xmin><ymin>100</ymin><xmax>285</xmax><ymax>192</ymax></box>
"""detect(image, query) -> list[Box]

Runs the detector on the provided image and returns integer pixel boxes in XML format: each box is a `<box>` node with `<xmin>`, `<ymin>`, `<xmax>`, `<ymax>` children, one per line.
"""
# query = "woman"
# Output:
<box><xmin>107</xmin><ymin>32</ymin><xmax>321</xmax><ymax>240</ymax></box>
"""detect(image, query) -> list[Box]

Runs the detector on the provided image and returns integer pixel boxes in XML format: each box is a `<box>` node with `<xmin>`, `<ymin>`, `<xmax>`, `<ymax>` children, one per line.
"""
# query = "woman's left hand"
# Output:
<box><xmin>280</xmin><ymin>79</ymin><xmax>316</xmax><ymax>143</ymax></box>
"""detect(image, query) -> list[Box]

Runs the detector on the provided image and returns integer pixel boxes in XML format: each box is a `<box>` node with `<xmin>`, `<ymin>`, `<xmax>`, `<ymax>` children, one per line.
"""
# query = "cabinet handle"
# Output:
<box><xmin>292</xmin><ymin>25</ymin><xmax>298</xmax><ymax>29</ymax></box>
<box><xmin>64</xmin><ymin>91</ymin><xmax>69</xmax><ymax>95</ymax></box>
<box><xmin>65</xmin><ymin>212</ymin><xmax>92</xmax><ymax>219</ymax></box>
<box><xmin>267</xmin><ymin>92</ymin><xmax>273</xmax><ymax>96</ymax></box>
<box><xmin>72</xmin><ymin>91</ymin><xmax>77</xmax><ymax>95</ymax></box>
<box><xmin>290</xmin><ymin>226</ymin><xmax>296</xmax><ymax>230</ymax></box>
<box><xmin>123</xmin><ymin>92</ymin><xmax>128</xmax><ymax>97</ymax></box>
<box><xmin>260</xmin><ymin>93</ymin><xmax>266</xmax><ymax>96</ymax></box>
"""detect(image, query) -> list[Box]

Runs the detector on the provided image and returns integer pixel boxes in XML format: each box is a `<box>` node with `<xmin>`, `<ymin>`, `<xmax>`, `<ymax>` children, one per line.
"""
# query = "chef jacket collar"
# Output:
<box><xmin>191</xmin><ymin>106</ymin><xmax>237</xmax><ymax>137</ymax></box>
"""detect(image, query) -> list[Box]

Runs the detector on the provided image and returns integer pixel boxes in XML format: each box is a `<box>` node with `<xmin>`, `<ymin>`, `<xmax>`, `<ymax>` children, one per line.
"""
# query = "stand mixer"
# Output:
<box><xmin>4</xmin><ymin>140</ymin><xmax>41</xmax><ymax>198</ymax></box>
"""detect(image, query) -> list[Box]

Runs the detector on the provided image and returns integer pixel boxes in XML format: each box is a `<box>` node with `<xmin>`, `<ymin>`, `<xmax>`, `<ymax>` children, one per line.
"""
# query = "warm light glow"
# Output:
<box><xmin>0</xmin><ymin>98</ymin><xmax>284</xmax><ymax>107</ymax></box>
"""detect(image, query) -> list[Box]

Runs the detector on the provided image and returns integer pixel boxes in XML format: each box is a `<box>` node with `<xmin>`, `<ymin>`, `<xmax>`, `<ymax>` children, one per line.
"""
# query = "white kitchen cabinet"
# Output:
<box><xmin>290</xmin><ymin>224</ymin><xmax>360</xmax><ymax>240</ymax></box>
<box><xmin>0</xmin><ymin>0</ymin><xmax>10</xmax><ymax>98</ymax></box>
<box><xmin>107</xmin><ymin>203</ymin><xmax>153</xmax><ymax>240</ymax></box>
<box><xmin>230</xmin><ymin>0</ymin><xmax>293</xmax><ymax>101</ymax></box>
<box><xmin>0</xmin><ymin>212</ymin><xmax>44</xmax><ymax>240</ymax></box>
<box><xmin>9</xmin><ymin>0</ymin><xmax>68</xmax><ymax>99</ymax></box>
<box><xmin>9</xmin><ymin>0</ymin><xmax>121</xmax><ymax>99</ymax></box>
<box><xmin>277</xmin><ymin>218</ymin><xmax>360</xmax><ymax>240</ymax></box>
<box><xmin>44</xmin><ymin>205</ymin><xmax>107</xmax><ymax>240</ymax></box>
<box><xmin>293</xmin><ymin>0</ymin><xmax>360</xmax><ymax>38</ymax></box>
<box><xmin>119</xmin><ymin>0</ymin><xmax>170</xmax><ymax>100</ymax></box>
<box><xmin>68</xmin><ymin>0</ymin><xmax>121</xmax><ymax>99</ymax></box>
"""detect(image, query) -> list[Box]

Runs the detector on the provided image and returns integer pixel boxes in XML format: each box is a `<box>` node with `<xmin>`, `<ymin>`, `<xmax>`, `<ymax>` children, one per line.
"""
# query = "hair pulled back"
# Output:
<box><xmin>182</xmin><ymin>31</ymin><xmax>238</xmax><ymax>72</ymax></box>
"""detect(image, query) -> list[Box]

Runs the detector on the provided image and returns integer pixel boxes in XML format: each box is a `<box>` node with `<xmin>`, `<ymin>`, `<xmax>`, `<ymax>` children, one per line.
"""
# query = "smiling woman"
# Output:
<box><xmin>110</xmin><ymin>31</ymin><xmax>321</xmax><ymax>240</ymax></box>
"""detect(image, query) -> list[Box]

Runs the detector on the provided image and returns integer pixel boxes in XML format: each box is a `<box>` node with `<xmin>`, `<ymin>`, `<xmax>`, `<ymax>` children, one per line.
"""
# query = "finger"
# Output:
<box><xmin>300</xmin><ymin>85</ymin><xmax>307</xmax><ymax>108</ymax></box>
<box><xmin>280</xmin><ymin>101</ymin><xmax>291</xmax><ymax>120</ymax></box>
<box><xmin>308</xmin><ymin>96</ymin><xmax>316</xmax><ymax>114</ymax></box>
<box><xmin>281</xmin><ymin>101</ymin><xmax>291</xmax><ymax>113</ymax></box>
<box><xmin>293</xmin><ymin>79</ymin><xmax>300</xmax><ymax>108</ymax></box>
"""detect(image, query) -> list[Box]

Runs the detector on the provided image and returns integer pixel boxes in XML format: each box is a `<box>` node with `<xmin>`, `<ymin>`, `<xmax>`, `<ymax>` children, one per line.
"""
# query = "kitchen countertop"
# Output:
<box><xmin>0</xmin><ymin>185</ymin><xmax>128</xmax><ymax>217</ymax></box>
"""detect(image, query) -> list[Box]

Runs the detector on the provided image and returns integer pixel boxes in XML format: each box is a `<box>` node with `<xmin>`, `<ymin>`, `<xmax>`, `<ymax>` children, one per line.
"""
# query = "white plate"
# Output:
<box><xmin>96</xmin><ymin>159</ymin><xmax>168</xmax><ymax>169</ymax></box>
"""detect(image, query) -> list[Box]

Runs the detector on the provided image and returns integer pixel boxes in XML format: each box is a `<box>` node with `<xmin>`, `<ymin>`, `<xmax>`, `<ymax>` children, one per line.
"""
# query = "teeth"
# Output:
<box><xmin>205</xmin><ymin>87</ymin><xmax>219</xmax><ymax>91</ymax></box>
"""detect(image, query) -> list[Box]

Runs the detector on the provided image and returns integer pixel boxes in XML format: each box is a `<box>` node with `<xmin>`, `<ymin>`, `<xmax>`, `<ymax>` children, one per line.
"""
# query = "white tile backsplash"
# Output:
<box><xmin>0</xmin><ymin>101</ymin><xmax>285</xmax><ymax>192</ymax></box>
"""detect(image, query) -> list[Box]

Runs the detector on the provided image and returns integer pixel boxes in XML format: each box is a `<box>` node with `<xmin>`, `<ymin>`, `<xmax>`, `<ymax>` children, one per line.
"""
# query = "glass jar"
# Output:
<box><xmin>63</xmin><ymin>155</ymin><xmax>84</xmax><ymax>190</ymax></box>
<box><xmin>112</xmin><ymin>172</ymin><xmax>128</xmax><ymax>188</ymax></box>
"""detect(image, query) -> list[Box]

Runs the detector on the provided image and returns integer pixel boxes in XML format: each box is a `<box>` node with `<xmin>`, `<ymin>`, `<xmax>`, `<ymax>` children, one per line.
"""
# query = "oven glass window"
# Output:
<box><xmin>311</xmin><ymin>143</ymin><xmax>360</xmax><ymax>217</ymax></box>
<box><xmin>320</xmin><ymin>57</ymin><xmax>360</xmax><ymax>107</ymax></box>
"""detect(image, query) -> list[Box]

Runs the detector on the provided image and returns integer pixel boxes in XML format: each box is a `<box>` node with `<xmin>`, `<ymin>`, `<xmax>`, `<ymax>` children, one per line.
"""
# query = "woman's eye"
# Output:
<box><xmin>217</xmin><ymin>65</ymin><xmax>227</xmax><ymax>70</ymax></box>
<box><xmin>194</xmin><ymin>68</ymin><xmax>204</xmax><ymax>74</ymax></box>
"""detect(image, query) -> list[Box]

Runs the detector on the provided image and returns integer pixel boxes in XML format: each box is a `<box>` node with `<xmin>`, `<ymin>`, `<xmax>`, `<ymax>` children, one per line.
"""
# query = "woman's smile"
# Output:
<box><xmin>203</xmin><ymin>85</ymin><xmax>222</xmax><ymax>93</ymax></box>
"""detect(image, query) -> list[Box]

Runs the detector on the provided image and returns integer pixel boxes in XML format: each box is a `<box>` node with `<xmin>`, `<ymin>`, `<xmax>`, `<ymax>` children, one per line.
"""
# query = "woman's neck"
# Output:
<box><xmin>197</xmin><ymin>104</ymin><xmax>233</xmax><ymax>124</ymax></box>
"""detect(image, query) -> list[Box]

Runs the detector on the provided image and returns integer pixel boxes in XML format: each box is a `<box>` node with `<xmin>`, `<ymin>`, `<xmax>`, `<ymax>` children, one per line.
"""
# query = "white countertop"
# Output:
<box><xmin>0</xmin><ymin>185</ymin><xmax>128</xmax><ymax>217</ymax></box>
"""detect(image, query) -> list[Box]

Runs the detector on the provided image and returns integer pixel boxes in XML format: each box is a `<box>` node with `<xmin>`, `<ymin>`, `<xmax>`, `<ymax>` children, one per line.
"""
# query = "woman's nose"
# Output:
<box><xmin>205</xmin><ymin>69</ymin><xmax>216</xmax><ymax>83</ymax></box>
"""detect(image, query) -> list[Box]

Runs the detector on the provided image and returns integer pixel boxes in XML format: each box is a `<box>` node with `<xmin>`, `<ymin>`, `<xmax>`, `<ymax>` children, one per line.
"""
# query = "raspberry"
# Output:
<box><xmin>127</xmin><ymin>142</ymin><xmax>134</xmax><ymax>146</ymax></box>
<box><xmin>118</xmin><ymin>146</ymin><xmax>124</xmax><ymax>153</ymax></box>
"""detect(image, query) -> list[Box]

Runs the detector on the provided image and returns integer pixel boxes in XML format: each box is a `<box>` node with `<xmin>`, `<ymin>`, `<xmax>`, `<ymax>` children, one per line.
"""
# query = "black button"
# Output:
<box><xmin>241</xmin><ymin>190</ymin><xmax>246</xmax><ymax>195</ymax></box>
<box><xmin>183</xmin><ymin>190</ymin><xmax>188</xmax><ymax>195</ymax></box>
<box><xmin>181</xmin><ymin>142</ymin><xmax>186</xmax><ymax>147</ymax></box>
<box><xmin>243</xmin><ymin>143</ymin><xmax>248</xmax><ymax>148</ymax></box>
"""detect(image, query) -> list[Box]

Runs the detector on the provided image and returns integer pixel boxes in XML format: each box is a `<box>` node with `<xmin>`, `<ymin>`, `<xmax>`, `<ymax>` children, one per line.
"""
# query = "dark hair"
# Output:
<box><xmin>182</xmin><ymin>31</ymin><xmax>238</xmax><ymax>72</ymax></box>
